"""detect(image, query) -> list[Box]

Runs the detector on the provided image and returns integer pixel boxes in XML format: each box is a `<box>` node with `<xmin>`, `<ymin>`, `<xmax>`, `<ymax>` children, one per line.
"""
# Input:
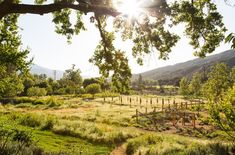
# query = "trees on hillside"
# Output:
<box><xmin>1</xmin><ymin>0</ymin><xmax>232</xmax><ymax>93</ymax></box>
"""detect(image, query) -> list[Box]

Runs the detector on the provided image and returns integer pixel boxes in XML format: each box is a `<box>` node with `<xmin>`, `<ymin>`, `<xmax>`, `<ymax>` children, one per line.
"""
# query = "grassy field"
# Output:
<box><xmin>0</xmin><ymin>95</ymin><xmax>234</xmax><ymax>155</ymax></box>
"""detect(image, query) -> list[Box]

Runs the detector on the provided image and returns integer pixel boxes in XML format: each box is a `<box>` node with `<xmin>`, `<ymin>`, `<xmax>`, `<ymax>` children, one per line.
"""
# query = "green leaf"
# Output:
<box><xmin>225</xmin><ymin>33</ymin><xmax>234</xmax><ymax>43</ymax></box>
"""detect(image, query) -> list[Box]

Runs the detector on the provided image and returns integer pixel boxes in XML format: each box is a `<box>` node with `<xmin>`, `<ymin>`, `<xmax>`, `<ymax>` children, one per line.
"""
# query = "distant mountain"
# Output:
<box><xmin>30</xmin><ymin>64</ymin><xmax>64</xmax><ymax>80</ymax></box>
<box><xmin>132</xmin><ymin>50</ymin><xmax>235</xmax><ymax>82</ymax></box>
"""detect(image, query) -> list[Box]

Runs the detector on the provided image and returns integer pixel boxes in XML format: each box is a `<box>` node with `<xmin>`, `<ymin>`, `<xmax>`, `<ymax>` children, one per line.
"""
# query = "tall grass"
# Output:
<box><xmin>125</xmin><ymin>133</ymin><xmax>234</xmax><ymax>155</ymax></box>
<box><xmin>52</xmin><ymin>120</ymin><xmax>139</xmax><ymax>146</ymax></box>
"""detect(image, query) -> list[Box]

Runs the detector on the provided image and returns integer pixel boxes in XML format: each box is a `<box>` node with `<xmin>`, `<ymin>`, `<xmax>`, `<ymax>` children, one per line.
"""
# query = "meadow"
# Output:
<box><xmin>0</xmin><ymin>95</ymin><xmax>234</xmax><ymax>155</ymax></box>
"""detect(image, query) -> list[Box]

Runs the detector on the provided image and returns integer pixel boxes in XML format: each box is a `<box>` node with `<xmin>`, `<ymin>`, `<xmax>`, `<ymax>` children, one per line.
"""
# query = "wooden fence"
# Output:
<box><xmin>133</xmin><ymin>108</ymin><xmax>197</xmax><ymax>128</ymax></box>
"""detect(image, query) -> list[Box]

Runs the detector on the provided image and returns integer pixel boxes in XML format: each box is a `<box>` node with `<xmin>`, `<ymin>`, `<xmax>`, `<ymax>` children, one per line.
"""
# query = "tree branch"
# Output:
<box><xmin>0</xmin><ymin>1</ymin><xmax>120</xmax><ymax>19</ymax></box>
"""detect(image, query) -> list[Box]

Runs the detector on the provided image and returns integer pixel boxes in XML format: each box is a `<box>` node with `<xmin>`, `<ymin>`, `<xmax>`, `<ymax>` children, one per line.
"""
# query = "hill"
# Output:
<box><xmin>132</xmin><ymin>50</ymin><xmax>235</xmax><ymax>83</ymax></box>
<box><xmin>30</xmin><ymin>64</ymin><xmax>64</xmax><ymax>80</ymax></box>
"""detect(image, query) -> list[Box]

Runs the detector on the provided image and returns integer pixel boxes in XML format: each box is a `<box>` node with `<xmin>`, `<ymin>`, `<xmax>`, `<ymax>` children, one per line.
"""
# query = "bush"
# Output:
<box><xmin>19</xmin><ymin>114</ymin><xmax>41</xmax><ymax>127</ymax></box>
<box><xmin>85</xmin><ymin>84</ymin><xmax>101</xmax><ymax>97</ymax></box>
<box><xmin>95</xmin><ymin>91</ymin><xmax>120</xmax><ymax>98</ymax></box>
<box><xmin>41</xmin><ymin>117</ymin><xmax>56</xmax><ymax>131</ymax></box>
<box><xmin>81</xmin><ymin>94</ymin><xmax>93</xmax><ymax>99</ymax></box>
<box><xmin>126</xmin><ymin>134</ymin><xmax>163</xmax><ymax>155</ymax></box>
<box><xmin>32</xmin><ymin>99</ymin><xmax>45</xmax><ymax>105</ymax></box>
<box><xmin>27</xmin><ymin>87</ymin><xmax>47</xmax><ymax>97</ymax></box>
<box><xmin>14</xmin><ymin>97</ymin><xmax>34</xmax><ymax>104</ymax></box>
<box><xmin>46</xmin><ymin>97</ymin><xmax>61</xmax><ymax>107</ymax></box>
<box><xmin>185</xmin><ymin>142</ymin><xmax>231</xmax><ymax>155</ymax></box>
<box><xmin>0</xmin><ymin>126</ymin><xmax>40</xmax><ymax>155</ymax></box>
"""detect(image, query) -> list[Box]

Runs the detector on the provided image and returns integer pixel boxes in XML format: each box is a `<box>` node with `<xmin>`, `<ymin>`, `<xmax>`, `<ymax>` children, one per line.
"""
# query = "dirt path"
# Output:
<box><xmin>110</xmin><ymin>144</ymin><xmax>126</xmax><ymax>155</ymax></box>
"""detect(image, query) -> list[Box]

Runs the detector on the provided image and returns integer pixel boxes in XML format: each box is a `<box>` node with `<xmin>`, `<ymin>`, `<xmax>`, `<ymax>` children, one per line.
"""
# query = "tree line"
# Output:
<box><xmin>0</xmin><ymin>64</ymin><xmax>116</xmax><ymax>98</ymax></box>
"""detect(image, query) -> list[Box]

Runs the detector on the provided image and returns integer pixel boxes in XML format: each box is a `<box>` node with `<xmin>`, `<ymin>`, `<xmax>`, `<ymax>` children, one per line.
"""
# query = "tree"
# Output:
<box><xmin>137</xmin><ymin>74</ymin><xmax>144</xmax><ymax>91</ymax></box>
<box><xmin>85</xmin><ymin>83</ymin><xmax>101</xmax><ymax>98</ymax></box>
<box><xmin>0</xmin><ymin>73</ymin><xmax>24</xmax><ymax>97</ymax></box>
<box><xmin>202</xmin><ymin>63</ymin><xmax>235</xmax><ymax>138</ymax></box>
<box><xmin>158</xmin><ymin>80</ymin><xmax>165</xmax><ymax>93</ymax></box>
<box><xmin>59</xmin><ymin>64</ymin><xmax>83</xmax><ymax>94</ymax></box>
<box><xmin>179</xmin><ymin>77</ymin><xmax>189</xmax><ymax>98</ymax></box>
<box><xmin>230</xmin><ymin>66</ymin><xmax>235</xmax><ymax>83</ymax></box>
<box><xmin>211</xmin><ymin>84</ymin><xmax>235</xmax><ymax>138</ymax></box>
<box><xmin>83</xmin><ymin>78</ymin><xmax>100</xmax><ymax>88</ymax></box>
<box><xmin>0</xmin><ymin>0</ymin><xmax>229</xmax><ymax>93</ymax></box>
<box><xmin>189</xmin><ymin>72</ymin><xmax>202</xmax><ymax>98</ymax></box>
<box><xmin>0</xmin><ymin>12</ymin><xmax>31</xmax><ymax>98</ymax></box>
<box><xmin>202</xmin><ymin>63</ymin><xmax>231</xmax><ymax>103</ymax></box>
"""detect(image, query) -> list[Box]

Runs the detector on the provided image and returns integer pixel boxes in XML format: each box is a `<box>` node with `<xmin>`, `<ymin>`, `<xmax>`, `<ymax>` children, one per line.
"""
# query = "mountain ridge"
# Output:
<box><xmin>132</xmin><ymin>50</ymin><xmax>235</xmax><ymax>82</ymax></box>
<box><xmin>30</xmin><ymin>64</ymin><xmax>64</xmax><ymax>80</ymax></box>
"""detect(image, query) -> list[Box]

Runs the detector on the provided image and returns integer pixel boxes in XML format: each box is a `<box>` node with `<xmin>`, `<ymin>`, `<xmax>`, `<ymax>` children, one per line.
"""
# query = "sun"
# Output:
<box><xmin>113</xmin><ymin>0</ymin><xmax>143</xmax><ymax>18</ymax></box>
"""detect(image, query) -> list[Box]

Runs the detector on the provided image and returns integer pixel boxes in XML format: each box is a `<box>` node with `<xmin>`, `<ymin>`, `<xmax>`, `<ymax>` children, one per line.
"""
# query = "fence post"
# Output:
<box><xmin>162</xmin><ymin>102</ymin><xmax>164</xmax><ymax>111</ymax></box>
<box><xmin>140</xmin><ymin>98</ymin><xmax>142</xmax><ymax>108</ymax></box>
<box><xmin>154</xmin><ymin>107</ymin><xmax>156</xmax><ymax>113</ymax></box>
<box><xmin>192</xmin><ymin>113</ymin><xmax>196</xmax><ymax>128</ymax></box>
<box><xmin>172</xmin><ymin>112</ymin><xmax>175</xmax><ymax>126</ymax></box>
<box><xmin>145</xmin><ymin>107</ymin><xmax>148</xmax><ymax>114</ymax></box>
<box><xmin>182</xmin><ymin>112</ymin><xmax>185</xmax><ymax>126</ymax></box>
<box><xmin>136</xmin><ymin>109</ymin><xmax>138</xmax><ymax>123</ymax></box>
<box><xmin>157</xmin><ymin>97</ymin><xmax>158</xmax><ymax>104</ymax></box>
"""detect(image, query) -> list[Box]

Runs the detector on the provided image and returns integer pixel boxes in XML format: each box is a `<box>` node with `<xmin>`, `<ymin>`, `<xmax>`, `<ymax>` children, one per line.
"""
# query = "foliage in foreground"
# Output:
<box><xmin>203</xmin><ymin>63</ymin><xmax>235</xmax><ymax>139</ymax></box>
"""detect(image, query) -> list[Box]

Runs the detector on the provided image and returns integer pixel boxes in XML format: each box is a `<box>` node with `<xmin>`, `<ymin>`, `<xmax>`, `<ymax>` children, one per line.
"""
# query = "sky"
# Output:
<box><xmin>18</xmin><ymin>0</ymin><xmax>235</xmax><ymax>77</ymax></box>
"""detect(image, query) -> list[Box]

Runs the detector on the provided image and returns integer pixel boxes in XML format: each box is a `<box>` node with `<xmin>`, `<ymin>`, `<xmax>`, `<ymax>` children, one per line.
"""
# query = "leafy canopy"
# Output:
<box><xmin>0</xmin><ymin>0</ymin><xmax>231</xmax><ymax>92</ymax></box>
<box><xmin>0</xmin><ymin>12</ymin><xmax>31</xmax><ymax>97</ymax></box>
<box><xmin>202</xmin><ymin>63</ymin><xmax>235</xmax><ymax>138</ymax></box>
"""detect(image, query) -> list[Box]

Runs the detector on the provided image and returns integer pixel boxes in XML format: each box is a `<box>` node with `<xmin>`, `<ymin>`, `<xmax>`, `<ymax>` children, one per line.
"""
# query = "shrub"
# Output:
<box><xmin>27</xmin><ymin>87</ymin><xmax>47</xmax><ymax>97</ymax></box>
<box><xmin>19</xmin><ymin>114</ymin><xmax>41</xmax><ymax>127</ymax></box>
<box><xmin>95</xmin><ymin>91</ymin><xmax>120</xmax><ymax>98</ymax></box>
<box><xmin>0</xmin><ymin>126</ymin><xmax>40</xmax><ymax>155</ymax></box>
<box><xmin>126</xmin><ymin>134</ymin><xmax>163</xmax><ymax>155</ymax></box>
<box><xmin>14</xmin><ymin>97</ymin><xmax>34</xmax><ymax>104</ymax></box>
<box><xmin>85</xmin><ymin>84</ymin><xmax>101</xmax><ymax>97</ymax></box>
<box><xmin>46</xmin><ymin>97</ymin><xmax>61</xmax><ymax>107</ymax></box>
<box><xmin>32</xmin><ymin>99</ymin><xmax>45</xmax><ymax>105</ymax></box>
<box><xmin>81</xmin><ymin>93</ymin><xmax>93</xmax><ymax>99</ymax></box>
<box><xmin>161</xmin><ymin>141</ymin><xmax>232</xmax><ymax>155</ymax></box>
<box><xmin>41</xmin><ymin>117</ymin><xmax>56</xmax><ymax>131</ymax></box>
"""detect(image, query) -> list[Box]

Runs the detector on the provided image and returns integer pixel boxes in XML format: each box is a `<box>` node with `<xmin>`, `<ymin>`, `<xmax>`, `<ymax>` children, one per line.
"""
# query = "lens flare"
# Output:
<box><xmin>113</xmin><ymin>0</ymin><xmax>143</xmax><ymax>18</ymax></box>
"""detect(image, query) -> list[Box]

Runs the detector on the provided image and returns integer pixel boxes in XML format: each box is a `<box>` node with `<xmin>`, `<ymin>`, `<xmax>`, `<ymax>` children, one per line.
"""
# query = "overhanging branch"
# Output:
<box><xmin>0</xmin><ymin>1</ymin><xmax>120</xmax><ymax>19</ymax></box>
